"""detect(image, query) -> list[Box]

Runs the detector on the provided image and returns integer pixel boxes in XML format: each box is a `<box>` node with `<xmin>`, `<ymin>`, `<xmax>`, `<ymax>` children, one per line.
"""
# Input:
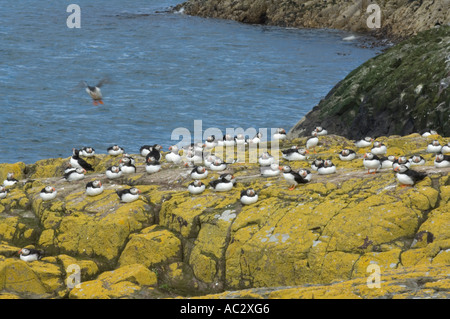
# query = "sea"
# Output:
<box><xmin>0</xmin><ymin>0</ymin><xmax>385</xmax><ymax>164</ymax></box>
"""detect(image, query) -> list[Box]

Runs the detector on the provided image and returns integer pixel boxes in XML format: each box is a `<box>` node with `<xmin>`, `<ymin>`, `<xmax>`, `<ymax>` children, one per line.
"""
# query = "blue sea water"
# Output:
<box><xmin>0</xmin><ymin>0</ymin><xmax>383</xmax><ymax>164</ymax></box>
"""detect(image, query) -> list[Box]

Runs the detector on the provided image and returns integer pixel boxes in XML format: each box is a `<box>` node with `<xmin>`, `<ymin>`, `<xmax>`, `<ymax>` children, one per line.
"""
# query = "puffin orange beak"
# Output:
<box><xmin>18</xmin><ymin>249</ymin><xmax>22</xmax><ymax>254</ymax></box>
<box><xmin>52</xmin><ymin>187</ymin><xmax>56</xmax><ymax>191</ymax></box>
<box><xmin>305</xmin><ymin>150</ymin><xmax>309</xmax><ymax>154</ymax></box>
<box><xmin>279</xmin><ymin>166</ymin><xmax>283</xmax><ymax>171</ymax></box>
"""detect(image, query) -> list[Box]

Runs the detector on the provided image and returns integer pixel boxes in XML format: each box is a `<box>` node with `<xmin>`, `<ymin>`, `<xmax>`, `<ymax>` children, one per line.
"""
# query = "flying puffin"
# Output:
<box><xmin>2</xmin><ymin>172</ymin><xmax>18</xmax><ymax>187</ymax></box>
<box><xmin>282</xmin><ymin>146</ymin><xmax>308</xmax><ymax>161</ymax></box>
<box><xmin>434</xmin><ymin>154</ymin><xmax>450</xmax><ymax>168</ymax></box>
<box><xmin>273</xmin><ymin>128</ymin><xmax>287</xmax><ymax>140</ymax></box>
<box><xmin>106</xmin><ymin>166</ymin><xmax>122</xmax><ymax>180</ymax></box>
<box><xmin>64</xmin><ymin>168</ymin><xmax>86</xmax><ymax>182</ymax></box>
<box><xmin>338</xmin><ymin>149</ymin><xmax>356</xmax><ymax>161</ymax></box>
<box><xmin>306</xmin><ymin>131</ymin><xmax>319</xmax><ymax>153</ymax></box>
<box><xmin>107</xmin><ymin>145</ymin><xmax>125</xmax><ymax>156</ymax></box>
<box><xmin>240</xmin><ymin>188</ymin><xmax>258</xmax><ymax>205</ymax></box>
<box><xmin>190</xmin><ymin>166</ymin><xmax>208</xmax><ymax>180</ymax></box>
<box><xmin>426</xmin><ymin>140</ymin><xmax>442</xmax><ymax>153</ymax></box>
<box><xmin>363</xmin><ymin>152</ymin><xmax>381</xmax><ymax>174</ymax></box>
<box><xmin>116</xmin><ymin>187</ymin><xmax>141</xmax><ymax>203</ymax></box>
<box><xmin>317</xmin><ymin>159</ymin><xmax>336</xmax><ymax>175</ymax></box>
<box><xmin>409</xmin><ymin>155</ymin><xmax>426</xmax><ymax>166</ymax></box>
<box><xmin>18</xmin><ymin>248</ymin><xmax>43</xmax><ymax>262</ymax></box>
<box><xmin>188</xmin><ymin>180</ymin><xmax>206</xmax><ymax>195</ymax></box>
<box><xmin>80</xmin><ymin>147</ymin><xmax>95</xmax><ymax>157</ymax></box>
<box><xmin>0</xmin><ymin>187</ymin><xmax>7</xmax><ymax>199</ymax></box>
<box><xmin>280</xmin><ymin>165</ymin><xmax>309</xmax><ymax>190</ymax></box>
<box><xmin>371</xmin><ymin>141</ymin><xmax>387</xmax><ymax>155</ymax></box>
<box><xmin>209</xmin><ymin>174</ymin><xmax>234</xmax><ymax>192</ymax></box>
<box><xmin>83</xmin><ymin>78</ymin><xmax>108</xmax><ymax>106</ymax></box>
<box><xmin>70</xmin><ymin>148</ymin><xmax>94</xmax><ymax>171</ymax></box>
<box><xmin>85</xmin><ymin>180</ymin><xmax>104</xmax><ymax>196</ymax></box>
<box><xmin>261</xmin><ymin>163</ymin><xmax>281</xmax><ymax>177</ymax></box>
<box><xmin>393</xmin><ymin>164</ymin><xmax>427</xmax><ymax>187</ymax></box>
<box><xmin>355</xmin><ymin>137</ymin><xmax>373</xmax><ymax>148</ymax></box>
<box><xmin>165</xmin><ymin>145</ymin><xmax>182</xmax><ymax>164</ymax></box>
<box><xmin>40</xmin><ymin>186</ymin><xmax>57</xmax><ymax>201</ymax></box>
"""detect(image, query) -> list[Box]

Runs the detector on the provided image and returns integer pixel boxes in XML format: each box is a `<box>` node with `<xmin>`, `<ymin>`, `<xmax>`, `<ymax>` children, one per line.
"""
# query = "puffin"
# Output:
<box><xmin>146</xmin><ymin>144</ymin><xmax>163</xmax><ymax>162</ymax></box>
<box><xmin>18</xmin><ymin>248</ymin><xmax>43</xmax><ymax>262</ymax></box>
<box><xmin>409</xmin><ymin>155</ymin><xmax>426</xmax><ymax>166</ymax></box>
<box><xmin>204</xmin><ymin>135</ymin><xmax>217</xmax><ymax>149</ymax></box>
<box><xmin>393</xmin><ymin>164</ymin><xmax>427</xmax><ymax>187</ymax></box>
<box><xmin>234</xmin><ymin>134</ymin><xmax>246</xmax><ymax>145</ymax></box>
<box><xmin>85</xmin><ymin>180</ymin><xmax>104</xmax><ymax>196</ymax></box>
<box><xmin>120</xmin><ymin>154</ymin><xmax>136</xmax><ymax>166</ymax></box>
<box><xmin>0</xmin><ymin>187</ymin><xmax>7</xmax><ymax>199</ymax></box>
<box><xmin>273</xmin><ymin>128</ymin><xmax>287</xmax><ymax>140</ymax></box>
<box><xmin>392</xmin><ymin>156</ymin><xmax>411</xmax><ymax>170</ymax></box>
<box><xmin>70</xmin><ymin>148</ymin><xmax>94</xmax><ymax>171</ymax></box>
<box><xmin>64</xmin><ymin>168</ymin><xmax>86</xmax><ymax>182</ymax></box>
<box><xmin>209</xmin><ymin>158</ymin><xmax>227</xmax><ymax>171</ymax></box>
<box><xmin>363</xmin><ymin>152</ymin><xmax>381</xmax><ymax>174</ymax></box>
<box><xmin>80</xmin><ymin>147</ymin><xmax>95</xmax><ymax>157</ymax></box>
<box><xmin>119</xmin><ymin>157</ymin><xmax>136</xmax><ymax>174</ymax></box>
<box><xmin>203</xmin><ymin>154</ymin><xmax>217</xmax><ymax>168</ymax></box>
<box><xmin>248</xmin><ymin>132</ymin><xmax>263</xmax><ymax>145</ymax></box>
<box><xmin>107</xmin><ymin>145</ymin><xmax>125</xmax><ymax>156</ymax></box>
<box><xmin>426</xmin><ymin>140</ymin><xmax>442</xmax><ymax>153</ymax></box>
<box><xmin>83</xmin><ymin>78</ymin><xmax>108</xmax><ymax>106</ymax></box>
<box><xmin>306</xmin><ymin>131</ymin><xmax>319</xmax><ymax>153</ymax></box>
<box><xmin>261</xmin><ymin>163</ymin><xmax>281</xmax><ymax>177</ymax></box>
<box><xmin>220</xmin><ymin>134</ymin><xmax>235</xmax><ymax>147</ymax></box>
<box><xmin>298</xmin><ymin>169</ymin><xmax>312</xmax><ymax>182</ymax></box>
<box><xmin>39</xmin><ymin>186</ymin><xmax>57</xmax><ymax>201</ymax></box>
<box><xmin>258</xmin><ymin>152</ymin><xmax>275</xmax><ymax>166</ymax></box>
<box><xmin>190</xmin><ymin>166</ymin><xmax>208</xmax><ymax>180</ymax></box>
<box><xmin>240</xmin><ymin>188</ymin><xmax>258</xmax><ymax>205</ymax></box>
<box><xmin>116</xmin><ymin>187</ymin><xmax>141</xmax><ymax>203</ymax></box>
<box><xmin>165</xmin><ymin>145</ymin><xmax>182</xmax><ymax>164</ymax></box>
<box><xmin>145</xmin><ymin>156</ymin><xmax>162</xmax><ymax>174</ymax></box>
<box><xmin>2</xmin><ymin>172</ymin><xmax>18</xmax><ymax>187</ymax></box>
<box><xmin>339</xmin><ymin>149</ymin><xmax>356</xmax><ymax>161</ymax></box>
<box><xmin>188</xmin><ymin>180</ymin><xmax>206</xmax><ymax>195</ymax></box>
<box><xmin>280</xmin><ymin>165</ymin><xmax>309</xmax><ymax>190</ymax></box>
<box><xmin>317</xmin><ymin>159</ymin><xmax>336</xmax><ymax>175</ymax></box>
<box><xmin>434</xmin><ymin>154</ymin><xmax>450</xmax><ymax>168</ymax></box>
<box><xmin>185</xmin><ymin>149</ymin><xmax>203</xmax><ymax>164</ymax></box>
<box><xmin>313</xmin><ymin>126</ymin><xmax>327</xmax><ymax>136</ymax></box>
<box><xmin>371</xmin><ymin>141</ymin><xmax>387</xmax><ymax>155</ymax></box>
<box><xmin>209</xmin><ymin>174</ymin><xmax>234</xmax><ymax>192</ymax></box>
<box><xmin>282</xmin><ymin>146</ymin><xmax>308</xmax><ymax>161</ymax></box>
<box><xmin>421</xmin><ymin>129</ymin><xmax>438</xmax><ymax>137</ymax></box>
<box><xmin>106</xmin><ymin>166</ymin><xmax>122</xmax><ymax>180</ymax></box>
<box><xmin>140</xmin><ymin>145</ymin><xmax>153</xmax><ymax>157</ymax></box>
<box><xmin>355</xmin><ymin>137</ymin><xmax>373</xmax><ymax>148</ymax></box>
<box><xmin>311</xmin><ymin>158</ymin><xmax>324</xmax><ymax>171</ymax></box>
<box><xmin>380</xmin><ymin>155</ymin><xmax>397</xmax><ymax>169</ymax></box>
<box><xmin>441</xmin><ymin>143</ymin><xmax>450</xmax><ymax>154</ymax></box>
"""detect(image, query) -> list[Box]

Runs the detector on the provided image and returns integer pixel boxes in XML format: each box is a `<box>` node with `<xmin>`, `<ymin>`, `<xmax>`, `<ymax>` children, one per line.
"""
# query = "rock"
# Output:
<box><xmin>176</xmin><ymin>0</ymin><xmax>450</xmax><ymax>42</ymax></box>
<box><xmin>0</xmin><ymin>133</ymin><xmax>449</xmax><ymax>298</ymax></box>
<box><xmin>288</xmin><ymin>26</ymin><xmax>450</xmax><ymax>139</ymax></box>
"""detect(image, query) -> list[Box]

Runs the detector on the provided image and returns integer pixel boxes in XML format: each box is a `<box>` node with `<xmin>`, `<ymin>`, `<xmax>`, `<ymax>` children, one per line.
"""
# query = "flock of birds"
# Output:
<box><xmin>2</xmin><ymin>79</ymin><xmax>450</xmax><ymax>262</ymax></box>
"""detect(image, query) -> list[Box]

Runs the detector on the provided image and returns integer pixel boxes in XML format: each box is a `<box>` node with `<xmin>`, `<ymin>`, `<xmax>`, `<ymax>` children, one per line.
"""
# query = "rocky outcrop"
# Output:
<box><xmin>0</xmin><ymin>133</ymin><xmax>449</xmax><ymax>299</ymax></box>
<box><xmin>288</xmin><ymin>25</ymin><xmax>450</xmax><ymax>140</ymax></box>
<box><xmin>175</xmin><ymin>0</ymin><xmax>450</xmax><ymax>42</ymax></box>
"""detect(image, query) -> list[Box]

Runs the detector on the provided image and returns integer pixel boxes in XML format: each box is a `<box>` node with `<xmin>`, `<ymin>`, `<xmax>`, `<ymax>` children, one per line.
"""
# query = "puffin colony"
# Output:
<box><xmin>1</xmin><ymin>116</ymin><xmax>449</xmax><ymax>261</ymax></box>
